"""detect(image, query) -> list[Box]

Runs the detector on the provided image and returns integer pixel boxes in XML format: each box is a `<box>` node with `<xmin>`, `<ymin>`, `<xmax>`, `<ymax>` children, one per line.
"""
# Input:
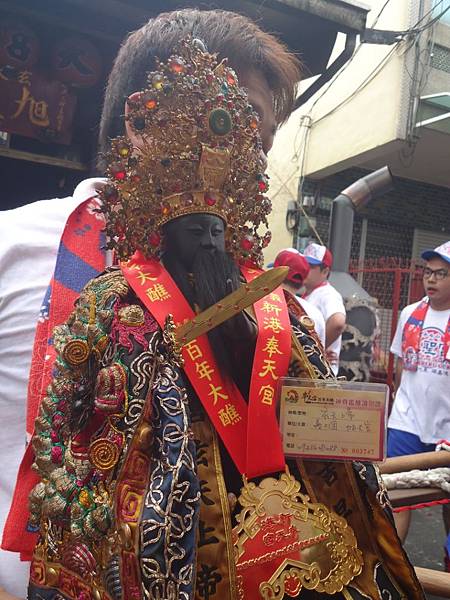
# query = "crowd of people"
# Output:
<box><xmin>0</xmin><ymin>7</ymin><xmax>449</xmax><ymax>600</ymax></box>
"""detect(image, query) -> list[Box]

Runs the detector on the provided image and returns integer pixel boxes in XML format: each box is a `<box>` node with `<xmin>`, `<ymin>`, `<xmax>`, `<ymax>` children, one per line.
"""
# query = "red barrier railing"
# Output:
<box><xmin>349</xmin><ymin>258</ymin><xmax>424</xmax><ymax>391</ymax></box>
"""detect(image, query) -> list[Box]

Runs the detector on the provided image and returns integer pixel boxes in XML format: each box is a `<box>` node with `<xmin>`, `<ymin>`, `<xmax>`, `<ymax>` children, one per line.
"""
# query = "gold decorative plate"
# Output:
<box><xmin>233</xmin><ymin>469</ymin><xmax>363</xmax><ymax>599</ymax></box>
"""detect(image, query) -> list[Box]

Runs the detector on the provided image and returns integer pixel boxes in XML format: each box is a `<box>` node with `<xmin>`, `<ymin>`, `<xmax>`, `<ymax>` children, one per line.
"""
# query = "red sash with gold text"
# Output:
<box><xmin>122</xmin><ymin>253</ymin><xmax>290</xmax><ymax>478</ymax></box>
<box><xmin>402</xmin><ymin>298</ymin><xmax>450</xmax><ymax>371</ymax></box>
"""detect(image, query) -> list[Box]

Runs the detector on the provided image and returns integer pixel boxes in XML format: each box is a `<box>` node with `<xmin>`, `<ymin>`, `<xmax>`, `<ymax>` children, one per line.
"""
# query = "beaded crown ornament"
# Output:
<box><xmin>99</xmin><ymin>37</ymin><xmax>272</xmax><ymax>265</ymax></box>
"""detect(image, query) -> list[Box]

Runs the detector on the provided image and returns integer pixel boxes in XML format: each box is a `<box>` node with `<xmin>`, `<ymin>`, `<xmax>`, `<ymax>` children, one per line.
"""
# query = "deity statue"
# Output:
<box><xmin>21</xmin><ymin>36</ymin><xmax>422</xmax><ymax>600</ymax></box>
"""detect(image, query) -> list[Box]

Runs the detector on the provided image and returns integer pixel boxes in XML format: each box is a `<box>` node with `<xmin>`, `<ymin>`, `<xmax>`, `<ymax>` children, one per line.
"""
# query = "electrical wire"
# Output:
<box><xmin>302</xmin><ymin>1</ymin><xmax>450</xmax><ymax>139</ymax></box>
<box><xmin>290</xmin><ymin>0</ymin><xmax>449</xmax><ymax>242</ymax></box>
<box><xmin>303</xmin><ymin>0</ymin><xmax>395</xmax><ymax>115</ymax></box>
<box><xmin>300</xmin><ymin>0</ymin><xmax>449</xmax><ymax>123</ymax></box>
<box><xmin>409</xmin><ymin>0</ymin><xmax>446</xmax><ymax>30</ymax></box>
<box><xmin>296</xmin><ymin>0</ymin><xmax>397</xmax><ymax>202</ymax></box>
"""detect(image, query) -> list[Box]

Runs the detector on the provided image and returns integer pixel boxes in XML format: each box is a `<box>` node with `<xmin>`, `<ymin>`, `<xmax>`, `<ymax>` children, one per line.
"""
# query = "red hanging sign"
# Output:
<box><xmin>0</xmin><ymin>68</ymin><xmax>77</xmax><ymax>144</ymax></box>
<box><xmin>122</xmin><ymin>253</ymin><xmax>291</xmax><ymax>478</ymax></box>
<box><xmin>122</xmin><ymin>253</ymin><xmax>248</xmax><ymax>474</ymax></box>
<box><xmin>241</xmin><ymin>266</ymin><xmax>290</xmax><ymax>477</ymax></box>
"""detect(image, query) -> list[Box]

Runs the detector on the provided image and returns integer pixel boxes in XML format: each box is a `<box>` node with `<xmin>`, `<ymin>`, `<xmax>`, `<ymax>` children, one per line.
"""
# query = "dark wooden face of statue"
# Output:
<box><xmin>163</xmin><ymin>213</ymin><xmax>226</xmax><ymax>271</ymax></box>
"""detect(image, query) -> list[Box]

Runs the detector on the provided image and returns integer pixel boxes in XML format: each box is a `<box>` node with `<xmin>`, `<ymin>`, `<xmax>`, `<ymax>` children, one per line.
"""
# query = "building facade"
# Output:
<box><xmin>266</xmin><ymin>0</ymin><xmax>450</xmax><ymax>265</ymax></box>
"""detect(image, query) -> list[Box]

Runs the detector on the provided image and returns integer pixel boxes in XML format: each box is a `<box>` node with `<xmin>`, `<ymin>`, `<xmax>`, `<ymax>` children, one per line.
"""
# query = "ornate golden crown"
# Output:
<box><xmin>99</xmin><ymin>37</ymin><xmax>272</xmax><ymax>265</ymax></box>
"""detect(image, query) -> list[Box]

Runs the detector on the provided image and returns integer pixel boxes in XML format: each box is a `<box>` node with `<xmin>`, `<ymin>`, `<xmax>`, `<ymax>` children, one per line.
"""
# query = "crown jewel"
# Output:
<box><xmin>99</xmin><ymin>37</ymin><xmax>272</xmax><ymax>265</ymax></box>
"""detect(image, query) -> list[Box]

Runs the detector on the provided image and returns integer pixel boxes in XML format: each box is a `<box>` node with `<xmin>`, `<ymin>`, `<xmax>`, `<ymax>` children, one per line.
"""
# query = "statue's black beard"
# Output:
<box><xmin>162</xmin><ymin>249</ymin><xmax>242</xmax><ymax>375</ymax></box>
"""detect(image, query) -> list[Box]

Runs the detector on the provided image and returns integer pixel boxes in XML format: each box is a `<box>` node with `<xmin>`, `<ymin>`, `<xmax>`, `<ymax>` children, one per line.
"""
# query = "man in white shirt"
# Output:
<box><xmin>388</xmin><ymin>241</ymin><xmax>450</xmax><ymax>542</ymax></box>
<box><xmin>273</xmin><ymin>248</ymin><xmax>326</xmax><ymax>347</ymax></box>
<box><xmin>302</xmin><ymin>243</ymin><xmax>346</xmax><ymax>375</ymax></box>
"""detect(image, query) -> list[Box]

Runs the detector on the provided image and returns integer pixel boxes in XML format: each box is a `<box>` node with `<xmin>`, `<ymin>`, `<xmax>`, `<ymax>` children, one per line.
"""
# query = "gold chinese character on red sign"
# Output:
<box><xmin>11</xmin><ymin>86</ymin><xmax>49</xmax><ymax>127</ymax></box>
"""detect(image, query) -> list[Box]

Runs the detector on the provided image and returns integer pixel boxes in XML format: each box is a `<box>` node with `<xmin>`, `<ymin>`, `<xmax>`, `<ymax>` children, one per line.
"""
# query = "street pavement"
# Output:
<box><xmin>404</xmin><ymin>505</ymin><xmax>448</xmax><ymax>600</ymax></box>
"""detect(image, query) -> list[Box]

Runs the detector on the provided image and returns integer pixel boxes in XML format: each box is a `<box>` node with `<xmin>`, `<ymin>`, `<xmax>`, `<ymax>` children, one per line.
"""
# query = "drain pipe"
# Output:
<box><xmin>329</xmin><ymin>166</ymin><xmax>394</xmax><ymax>273</ymax></box>
<box><xmin>327</xmin><ymin>166</ymin><xmax>394</xmax><ymax>381</ymax></box>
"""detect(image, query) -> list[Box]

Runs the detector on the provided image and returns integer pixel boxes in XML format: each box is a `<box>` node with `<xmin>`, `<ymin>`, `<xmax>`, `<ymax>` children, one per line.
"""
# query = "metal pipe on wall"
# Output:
<box><xmin>328</xmin><ymin>166</ymin><xmax>394</xmax><ymax>272</ymax></box>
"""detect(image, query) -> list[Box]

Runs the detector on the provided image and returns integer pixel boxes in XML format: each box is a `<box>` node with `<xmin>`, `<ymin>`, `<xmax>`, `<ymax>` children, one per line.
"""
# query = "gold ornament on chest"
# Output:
<box><xmin>233</xmin><ymin>468</ymin><xmax>363</xmax><ymax>599</ymax></box>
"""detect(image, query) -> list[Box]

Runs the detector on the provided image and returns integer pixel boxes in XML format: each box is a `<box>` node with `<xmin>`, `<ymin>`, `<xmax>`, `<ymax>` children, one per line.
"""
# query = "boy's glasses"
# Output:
<box><xmin>423</xmin><ymin>267</ymin><xmax>449</xmax><ymax>281</ymax></box>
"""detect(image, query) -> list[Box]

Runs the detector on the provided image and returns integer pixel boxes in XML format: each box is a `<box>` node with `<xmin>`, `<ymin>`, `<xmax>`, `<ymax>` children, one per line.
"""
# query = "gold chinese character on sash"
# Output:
<box><xmin>263</xmin><ymin>336</ymin><xmax>283</xmax><ymax>358</ymax></box>
<box><xmin>146</xmin><ymin>283</ymin><xmax>171</xmax><ymax>302</ymax></box>
<box><xmin>185</xmin><ymin>341</ymin><xmax>203</xmax><ymax>361</ymax></box>
<box><xmin>208</xmin><ymin>384</ymin><xmax>228</xmax><ymax>406</ymax></box>
<box><xmin>261</xmin><ymin>302</ymin><xmax>282</xmax><ymax>316</ymax></box>
<box><xmin>136</xmin><ymin>270</ymin><xmax>157</xmax><ymax>285</ymax></box>
<box><xmin>263</xmin><ymin>317</ymin><xmax>284</xmax><ymax>334</ymax></box>
<box><xmin>218</xmin><ymin>403</ymin><xmax>241</xmax><ymax>426</ymax></box>
<box><xmin>196</xmin><ymin>361</ymin><xmax>214</xmax><ymax>381</ymax></box>
<box><xmin>258</xmin><ymin>359</ymin><xmax>278</xmax><ymax>380</ymax></box>
<box><xmin>258</xmin><ymin>384</ymin><xmax>275</xmax><ymax>406</ymax></box>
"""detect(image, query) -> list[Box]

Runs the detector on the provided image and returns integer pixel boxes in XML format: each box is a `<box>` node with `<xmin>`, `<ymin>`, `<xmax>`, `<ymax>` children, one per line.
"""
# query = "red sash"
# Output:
<box><xmin>122</xmin><ymin>253</ymin><xmax>291</xmax><ymax>478</ymax></box>
<box><xmin>402</xmin><ymin>299</ymin><xmax>450</xmax><ymax>371</ymax></box>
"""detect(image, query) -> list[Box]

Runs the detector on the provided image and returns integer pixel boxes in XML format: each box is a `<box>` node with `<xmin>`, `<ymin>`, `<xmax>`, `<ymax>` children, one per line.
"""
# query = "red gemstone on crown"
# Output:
<box><xmin>204</xmin><ymin>193</ymin><xmax>216</xmax><ymax>206</ymax></box>
<box><xmin>240</xmin><ymin>236</ymin><xmax>254</xmax><ymax>251</ymax></box>
<box><xmin>169</xmin><ymin>58</ymin><xmax>185</xmax><ymax>74</ymax></box>
<box><xmin>258</xmin><ymin>180</ymin><xmax>268</xmax><ymax>192</ymax></box>
<box><xmin>113</xmin><ymin>170</ymin><xmax>126</xmax><ymax>181</ymax></box>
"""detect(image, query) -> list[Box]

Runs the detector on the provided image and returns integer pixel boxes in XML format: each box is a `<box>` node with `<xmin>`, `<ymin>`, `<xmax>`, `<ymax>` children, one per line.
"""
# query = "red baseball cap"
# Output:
<box><xmin>303</xmin><ymin>242</ymin><xmax>333</xmax><ymax>269</ymax></box>
<box><xmin>274</xmin><ymin>249</ymin><xmax>310</xmax><ymax>284</ymax></box>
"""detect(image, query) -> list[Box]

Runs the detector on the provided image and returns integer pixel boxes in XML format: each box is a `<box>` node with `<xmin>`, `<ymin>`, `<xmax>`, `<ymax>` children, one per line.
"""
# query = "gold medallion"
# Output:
<box><xmin>88</xmin><ymin>438</ymin><xmax>120</xmax><ymax>471</ymax></box>
<box><xmin>233</xmin><ymin>469</ymin><xmax>363</xmax><ymax>599</ymax></box>
<box><xmin>299</xmin><ymin>315</ymin><xmax>315</xmax><ymax>332</ymax></box>
<box><xmin>62</xmin><ymin>339</ymin><xmax>90</xmax><ymax>366</ymax></box>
